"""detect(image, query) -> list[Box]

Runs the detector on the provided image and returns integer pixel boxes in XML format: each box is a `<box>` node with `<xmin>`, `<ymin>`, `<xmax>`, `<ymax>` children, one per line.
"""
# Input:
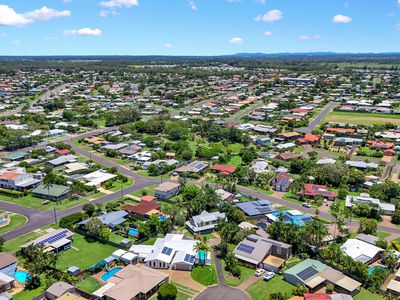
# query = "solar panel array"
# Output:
<box><xmin>297</xmin><ymin>266</ymin><xmax>318</xmax><ymax>281</ymax></box>
<box><xmin>195</xmin><ymin>163</ymin><xmax>205</xmax><ymax>170</ymax></box>
<box><xmin>184</xmin><ymin>254</ymin><xmax>196</xmax><ymax>264</ymax></box>
<box><xmin>257</xmin><ymin>206</ymin><xmax>275</xmax><ymax>214</ymax></box>
<box><xmin>237</xmin><ymin>243</ymin><xmax>255</xmax><ymax>254</ymax></box>
<box><xmin>161</xmin><ymin>247</ymin><xmax>173</xmax><ymax>255</ymax></box>
<box><xmin>37</xmin><ymin>229</ymin><xmax>68</xmax><ymax>246</ymax></box>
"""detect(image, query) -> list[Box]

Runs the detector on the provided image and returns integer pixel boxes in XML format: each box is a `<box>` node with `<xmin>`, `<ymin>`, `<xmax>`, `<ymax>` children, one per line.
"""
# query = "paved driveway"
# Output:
<box><xmin>195</xmin><ymin>286</ymin><xmax>250</xmax><ymax>300</ymax></box>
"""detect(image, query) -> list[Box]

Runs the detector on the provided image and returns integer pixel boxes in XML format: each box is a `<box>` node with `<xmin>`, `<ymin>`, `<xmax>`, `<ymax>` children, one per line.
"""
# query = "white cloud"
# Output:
<box><xmin>332</xmin><ymin>14</ymin><xmax>352</xmax><ymax>23</ymax></box>
<box><xmin>0</xmin><ymin>32</ymin><xmax>5</xmax><ymax>38</ymax></box>
<box><xmin>64</xmin><ymin>28</ymin><xmax>102</xmax><ymax>36</ymax></box>
<box><xmin>398</xmin><ymin>0</ymin><xmax>400</xmax><ymax>6</ymax></box>
<box><xmin>256</xmin><ymin>0</ymin><xmax>267</xmax><ymax>4</ymax></box>
<box><xmin>0</xmin><ymin>5</ymin><xmax>32</xmax><ymax>26</ymax></box>
<box><xmin>25</xmin><ymin>6</ymin><xmax>71</xmax><ymax>21</ymax></box>
<box><xmin>99</xmin><ymin>0</ymin><xmax>139</xmax><ymax>8</ymax></box>
<box><xmin>99</xmin><ymin>10</ymin><xmax>109</xmax><ymax>17</ymax></box>
<box><xmin>12</xmin><ymin>39</ymin><xmax>21</xmax><ymax>44</ymax></box>
<box><xmin>189</xmin><ymin>1</ymin><xmax>197</xmax><ymax>11</ymax></box>
<box><xmin>386</xmin><ymin>12</ymin><xmax>395</xmax><ymax>17</ymax></box>
<box><xmin>163</xmin><ymin>43</ymin><xmax>172</xmax><ymax>48</ymax></box>
<box><xmin>44</xmin><ymin>36</ymin><xmax>59</xmax><ymax>41</ymax></box>
<box><xmin>229</xmin><ymin>37</ymin><xmax>243</xmax><ymax>45</ymax></box>
<box><xmin>264</xmin><ymin>31</ymin><xmax>272</xmax><ymax>36</ymax></box>
<box><xmin>227</xmin><ymin>0</ymin><xmax>242</xmax><ymax>3</ymax></box>
<box><xmin>63</xmin><ymin>0</ymin><xmax>73</xmax><ymax>3</ymax></box>
<box><xmin>255</xmin><ymin>9</ymin><xmax>283</xmax><ymax>22</ymax></box>
<box><xmin>298</xmin><ymin>35</ymin><xmax>311</xmax><ymax>41</ymax></box>
<box><xmin>397</xmin><ymin>23</ymin><xmax>400</xmax><ymax>31</ymax></box>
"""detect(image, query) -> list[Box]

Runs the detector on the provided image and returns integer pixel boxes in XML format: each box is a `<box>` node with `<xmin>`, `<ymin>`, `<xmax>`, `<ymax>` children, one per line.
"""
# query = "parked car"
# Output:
<box><xmin>302</xmin><ymin>203</ymin><xmax>311</xmax><ymax>208</ymax></box>
<box><xmin>263</xmin><ymin>272</ymin><xmax>275</xmax><ymax>281</ymax></box>
<box><xmin>255</xmin><ymin>269</ymin><xmax>265</xmax><ymax>277</ymax></box>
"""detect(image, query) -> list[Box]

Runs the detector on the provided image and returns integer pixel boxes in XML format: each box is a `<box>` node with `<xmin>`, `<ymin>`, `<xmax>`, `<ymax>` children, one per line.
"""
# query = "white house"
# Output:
<box><xmin>129</xmin><ymin>234</ymin><xmax>211</xmax><ymax>271</ymax></box>
<box><xmin>345</xmin><ymin>195</ymin><xmax>395</xmax><ymax>215</ymax></box>
<box><xmin>185</xmin><ymin>211</ymin><xmax>226</xmax><ymax>234</ymax></box>
<box><xmin>340</xmin><ymin>238</ymin><xmax>384</xmax><ymax>264</ymax></box>
<box><xmin>82</xmin><ymin>170</ymin><xmax>117</xmax><ymax>187</ymax></box>
<box><xmin>155</xmin><ymin>182</ymin><xmax>180</xmax><ymax>200</ymax></box>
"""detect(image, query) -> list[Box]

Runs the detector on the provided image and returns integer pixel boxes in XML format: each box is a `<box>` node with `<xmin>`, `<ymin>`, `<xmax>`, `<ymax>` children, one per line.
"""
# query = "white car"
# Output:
<box><xmin>302</xmin><ymin>203</ymin><xmax>311</xmax><ymax>208</ymax></box>
<box><xmin>254</xmin><ymin>269</ymin><xmax>265</xmax><ymax>277</ymax></box>
<box><xmin>263</xmin><ymin>272</ymin><xmax>275</xmax><ymax>281</ymax></box>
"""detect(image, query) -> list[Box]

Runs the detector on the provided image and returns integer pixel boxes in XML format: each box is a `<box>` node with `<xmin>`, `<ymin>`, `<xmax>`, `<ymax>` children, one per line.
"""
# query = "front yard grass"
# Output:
<box><xmin>0</xmin><ymin>214</ymin><xmax>27</xmax><ymax>234</ymax></box>
<box><xmin>191</xmin><ymin>264</ymin><xmax>218</xmax><ymax>286</ymax></box>
<box><xmin>353</xmin><ymin>288</ymin><xmax>385</xmax><ymax>300</ymax></box>
<box><xmin>228</xmin><ymin>155</ymin><xmax>242</xmax><ymax>167</ymax></box>
<box><xmin>221</xmin><ymin>261</ymin><xmax>254</xmax><ymax>286</ymax></box>
<box><xmin>228</xmin><ymin>143</ymin><xmax>244</xmax><ymax>153</ymax></box>
<box><xmin>76</xmin><ymin>276</ymin><xmax>102</xmax><ymax>294</ymax></box>
<box><xmin>3</xmin><ymin>231</ymin><xmax>42</xmax><ymax>253</ymax></box>
<box><xmin>56</xmin><ymin>234</ymin><xmax>117</xmax><ymax>271</ymax></box>
<box><xmin>246</xmin><ymin>275</ymin><xmax>293</xmax><ymax>300</ymax></box>
<box><xmin>107</xmin><ymin>178</ymin><xmax>134</xmax><ymax>192</ymax></box>
<box><xmin>0</xmin><ymin>192</ymin><xmax>105</xmax><ymax>211</ymax></box>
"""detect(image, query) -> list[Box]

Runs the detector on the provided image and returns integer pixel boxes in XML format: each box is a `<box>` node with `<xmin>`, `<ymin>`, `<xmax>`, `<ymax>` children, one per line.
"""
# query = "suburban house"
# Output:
<box><xmin>345</xmin><ymin>195</ymin><xmax>395</xmax><ymax>215</ymax></box>
<box><xmin>233</xmin><ymin>234</ymin><xmax>292</xmax><ymax>272</ymax></box>
<box><xmin>47</xmin><ymin>154</ymin><xmax>77</xmax><ymax>167</ymax></box>
<box><xmin>271</xmin><ymin>173</ymin><xmax>294</xmax><ymax>192</ymax></box>
<box><xmin>185</xmin><ymin>210</ymin><xmax>226</xmax><ymax>234</ymax></box>
<box><xmin>340</xmin><ymin>237</ymin><xmax>384</xmax><ymax>264</ymax></box>
<box><xmin>123</xmin><ymin>202</ymin><xmax>161</xmax><ymax>218</ymax></box>
<box><xmin>175</xmin><ymin>161</ymin><xmax>208</xmax><ymax>174</ymax></box>
<box><xmin>215</xmin><ymin>189</ymin><xmax>235</xmax><ymax>202</ymax></box>
<box><xmin>22</xmin><ymin>228</ymin><xmax>74</xmax><ymax>253</ymax></box>
<box><xmin>79</xmin><ymin>211</ymin><xmax>128</xmax><ymax>230</ymax></box>
<box><xmin>235</xmin><ymin>200</ymin><xmax>276</xmax><ymax>217</ymax></box>
<box><xmin>129</xmin><ymin>234</ymin><xmax>211</xmax><ymax>271</ymax></box>
<box><xmin>82</xmin><ymin>170</ymin><xmax>117</xmax><ymax>187</ymax></box>
<box><xmin>387</xmin><ymin>269</ymin><xmax>400</xmax><ymax>296</ymax></box>
<box><xmin>93</xmin><ymin>265</ymin><xmax>168</xmax><ymax>300</ymax></box>
<box><xmin>284</xmin><ymin>259</ymin><xmax>361</xmax><ymax>295</ymax></box>
<box><xmin>266</xmin><ymin>210</ymin><xmax>314</xmax><ymax>227</ymax></box>
<box><xmin>297</xmin><ymin>133</ymin><xmax>320</xmax><ymax>145</ymax></box>
<box><xmin>37</xmin><ymin>281</ymin><xmax>93</xmax><ymax>300</ymax></box>
<box><xmin>0</xmin><ymin>253</ymin><xmax>17</xmax><ymax>294</ymax></box>
<box><xmin>303</xmin><ymin>294</ymin><xmax>353</xmax><ymax>300</ymax></box>
<box><xmin>209</xmin><ymin>164</ymin><xmax>236</xmax><ymax>175</ymax></box>
<box><xmin>299</xmin><ymin>184</ymin><xmax>337</xmax><ymax>201</ymax></box>
<box><xmin>345</xmin><ymin>161</ymin><xmax>378</xmax><ymax>170</ymax></box>
<box><xmin>250</xmin><ymin>159</ymin><xmax>270</xmax><ymax>174</ymax></box>
<box><xmin>0</xmin><ymin>167</ymin><xmax>41</xmax><ymax>191</ymax></box>
<box><xmin>32</xmin><ymin>184</ymin><xmax>70</xmax><ymax>201</ymax></box>
<box><xmin>154</xmin><ymin>182</ymin><xmax>180</xmax><ymax>200</ymax></box>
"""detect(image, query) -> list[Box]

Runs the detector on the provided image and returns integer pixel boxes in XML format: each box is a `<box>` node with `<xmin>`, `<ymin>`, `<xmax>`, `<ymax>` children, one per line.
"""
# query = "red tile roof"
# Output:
<box><xmin>123</xmin><ymin>202</ymin><xmax>160</xmax><ymax>216</ymax></box>
<box><xmin>210</xmin><ymin>164</ymin><xmax>236</xmax><ymax>175</ymax></box>
<box><xmin>297</xmin><ymin>133</ymin><xmax>320</xmax><ymax>144</ymax></box>
<box><xmin>142</xmin><ymin>195</ymin><xmax>156</xmax><ymax>202</ymax></box>
<box><xmin>326</xmin><ymin>127</ymin><xmax>355</xmax><ymax>134</ymax></box>
<box><xmin>0</xmin><ymin>172</ymin><xmax>18</xmax><ymax>181</ymax></box>
<box><xmin>57</xmin><ymin>149</ymin><xmax>71</xmax><ymax>155</ymax></box>
<box><xmin>304</xmin><ymin>294</ymin><xmax>331</xmax><ymax>300</ymax></box>
<box><xmin>300</xmin><ymin>184</ymin><xmax>337</xmax><ymax>198</ymax></box>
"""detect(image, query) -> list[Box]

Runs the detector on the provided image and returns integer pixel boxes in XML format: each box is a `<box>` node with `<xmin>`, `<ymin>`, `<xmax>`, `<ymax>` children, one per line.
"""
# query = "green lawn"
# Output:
<box><xmin>13</xmin><ymin>275</ymin><xmax>47</xmax><ymax>300</ymax></box>
<box><xmin>282</xmin><ymin>192</ymin><xmax>318</xmax><ymax>208</ymax></box>
<box><xmin>353</xmin><ymin>288</ymin><xmax>385</xmax><ymax>300</ymax></box>
<box><xmin>0</xmin><ymin>214</ymin><xmax>27</xmax><ymax>234</ymax></box>
<box><xmin>221</xmin><ymin>261</ymin><xmax>255</xmax><ymax>286</ymax></box>
<box><xmin>227</xmin><ymin>156</ymin><xmax>242</xmax><ymax>167</ymax></box>
<box><xmin>0</xmin><ymin>192</ymin><xmax>105</xmax><ymax>211</ymax></box>
<box><xmin>375</xmin><ymin>231</ymin><xmax>390</xmax><ymax>239</ymax></box>
<box><xmin>246</xmin><ymin>275</ymin><xmax>293</xmax><ymax>300</ymax></box>
<box><xmin>324</xmin><ymin>111</ymin><xmax>400</xmax><ymax>126</ymax></box>
<box><xmin>137</xmin><ymin>170</ymin><xmax>173</xmax><ymax>180</ymax></box>
<box><xmin>131</xmin><ymin>186</ymin><xmax>156</xmax><ymax>198</ymax></box>
<box><xmin>191</xmin><ymin>265</ymin><xmax>218</xmax><ymax>286</ymax></box>
<box><xmin>3</xmin><ymin>231</ymin><xmax>42</xmax><ymax>253</ymax></box>
<box><xmin>243</xmin><ymin>185</ymin><xmax>273</xmax><ymax>196</ymax></box>
<box><xmin>228</xmin><ymin>143</ymin><xmax>244</xmax><ymax>153</ymax></box>
<box><xmin>142</xmin><ymin>237</ymin><xmax>158</xmax><ymax>245</ymax></box>
<box><xmin>107</xmin><ymin>178</ymin><xmax>134</xmax><ymax>192</ymax></box>
<box><xmin>76</xmin><ymin>277</ymin><xmax>102</xmax><ymax>293</ymax></box>
<box><xmin>57</xmin><ymin>234</ymin><xmax>117</xmax><ymax>271</ymax></box>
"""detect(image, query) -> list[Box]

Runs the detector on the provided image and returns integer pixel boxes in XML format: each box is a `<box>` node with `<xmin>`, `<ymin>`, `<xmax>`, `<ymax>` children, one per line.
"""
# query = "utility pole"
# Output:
<box><xmin>53</xmin><ymin>207</ymin><xmax>57</xmax><ymax>224</ymax></box>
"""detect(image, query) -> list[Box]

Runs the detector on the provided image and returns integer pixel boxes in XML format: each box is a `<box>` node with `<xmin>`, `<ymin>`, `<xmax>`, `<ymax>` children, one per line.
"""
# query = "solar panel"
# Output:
<box><xmin>161</xmin><ymin>247</ymin><xmax>173</xmax><ymax>255</ymax></box>
<box><xmin>297</xmin><ymin>266</ymin><xmax>318</xmax><ymax>281</ymax></box>
<box><xmin>184</xmin><ymin>254</ymin><xmax>195</xmax><ymax>264</ymax></box>
<box><xmin>37</xmin><ymin>230</ymin><xmax>68</xmax><ymax>246</ymax></box>
<box><xmin>237</xmin><ymin>243</ymin><xmax>255</xmax><ymax>254</ymax></box>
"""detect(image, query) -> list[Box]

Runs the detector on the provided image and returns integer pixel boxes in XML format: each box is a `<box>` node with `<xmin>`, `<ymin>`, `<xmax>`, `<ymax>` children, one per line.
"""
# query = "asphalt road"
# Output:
<box><xmin>296</xmin><ymin>102</ymin><xmax>338</xmax><ymax>133</ymax></box>
<box><xmin>195</xmin><ymin>286</ymin><xmax>250</xmax><ymax>300</ymax></box>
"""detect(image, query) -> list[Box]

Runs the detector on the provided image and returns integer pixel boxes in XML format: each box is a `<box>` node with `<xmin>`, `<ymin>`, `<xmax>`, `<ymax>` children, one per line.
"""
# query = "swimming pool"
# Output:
<box><xmin>128</xmin><ymin>228</ymin><xmax>138</xmax><ymax>236</ymax></box>
<box><xmin>14</xmin><ymin>270</ymin><xmax>32</xmax><ymax>283</ymax></box>
<box><xmin>159</xmin><ymin>215</ymin><xmax>166</xmax><ymax>222</ymax></box>
<box><xmin>368</xmin><ymin>265</ymin><xmax>386</xmax><ymax>275</ymax></box>
<box><xmin>101</xmin><ymin>267</ymin><xmax>122</xmax><ymax>282</ymax></box>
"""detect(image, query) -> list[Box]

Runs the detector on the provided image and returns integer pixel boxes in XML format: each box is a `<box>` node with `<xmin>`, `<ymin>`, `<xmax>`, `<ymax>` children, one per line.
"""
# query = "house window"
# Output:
<box><xmin>276</xmin><ymin>247</ymin><xmax>282</xmax><ymax>255</ymax></box>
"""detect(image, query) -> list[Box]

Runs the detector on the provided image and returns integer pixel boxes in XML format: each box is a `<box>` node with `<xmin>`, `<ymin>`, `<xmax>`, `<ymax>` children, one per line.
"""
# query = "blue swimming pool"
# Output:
<box><xmin>368</xmin><ymin>265</ymin><xmax>386</xmax><ymax>275</ymax></box>
<box><xmin>159</xmin><ymin>215</ymin><xmax>166</xmax><ymax>222</ymax></box>
<box><xmin>101</xmin><ymin>267</ymin><xmax>122</xmax><ymax>282</ymax></box>
<box><xmin>128</xmin><ymin>228</ymin><xmax>138</xmax><ymax>236</ymax></box>
<box><xmin>14</xmin><ymin>270</ymin><xmax>32</xmax><ymax>283</ymax></box>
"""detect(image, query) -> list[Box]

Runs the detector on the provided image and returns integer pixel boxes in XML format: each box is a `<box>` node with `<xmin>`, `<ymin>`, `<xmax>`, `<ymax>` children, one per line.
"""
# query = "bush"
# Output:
<box><xmin>0</xmin><ymin>189</ymin><xmax>25</xmax><ymax>198</ymax></box>
<box><xmin>157</xmin><ymin>283</ymin><xmax>177</xmax><ymax>300</ymax></box>
<box><xmin>25</xmin><ymin>276</ymin><xmax>41</xmax><ymax>290</ymax></box>
<box><xmin>326</xmin><ymin>283</ymin><xmax>334</xmax><ymax>294</ymax></box>
<box><xmin>59</xmin><ymin>212</ymin><xmax>84</xmax><ymax>229</ymax></box>
<box><xmin>229</xmin><ymin>265</ymin><xmax>241</xmax><ymax>278</ymax></box>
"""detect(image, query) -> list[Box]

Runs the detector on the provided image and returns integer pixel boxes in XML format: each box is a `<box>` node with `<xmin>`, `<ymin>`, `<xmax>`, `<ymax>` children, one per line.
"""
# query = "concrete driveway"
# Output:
<box><xmin>195</xmin><ymin>286</ymin><xmax>250</xmax><ymax>300</ymax></box>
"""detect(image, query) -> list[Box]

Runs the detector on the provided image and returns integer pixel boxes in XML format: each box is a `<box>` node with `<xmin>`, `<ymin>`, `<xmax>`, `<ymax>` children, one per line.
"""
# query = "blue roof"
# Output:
<box><xmin>235</xmin><ymin>200</ymin><xmax>276</xmax><ymax>216</ymax></box>
<box><xmin>271</xmin><ymin>210</ymin><xmax>313</xmax><ymax>227</ymax></box>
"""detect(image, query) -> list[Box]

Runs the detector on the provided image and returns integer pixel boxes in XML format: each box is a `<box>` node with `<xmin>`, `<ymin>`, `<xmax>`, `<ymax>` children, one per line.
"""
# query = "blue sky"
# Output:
<box><xmin>0</xmin><ymin>0</ymin><xmax>399</xmax><ymax>55</ymax></box>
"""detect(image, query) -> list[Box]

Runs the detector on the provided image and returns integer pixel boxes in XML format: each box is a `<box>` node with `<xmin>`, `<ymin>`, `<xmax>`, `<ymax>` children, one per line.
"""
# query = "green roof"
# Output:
<box><xmin>284</xmin><ymin>258</ymin><xmax>327</xmax><ymax>279</ymax></box>
<box><xmin>1</xmin><ymin>152</ymin><xmax>28</xmax><ymax>160</ymax></box>
<box><xmin>32</xmin><ymin>184</ymin><xmax>70</xmax><ymax>197</ymax></box>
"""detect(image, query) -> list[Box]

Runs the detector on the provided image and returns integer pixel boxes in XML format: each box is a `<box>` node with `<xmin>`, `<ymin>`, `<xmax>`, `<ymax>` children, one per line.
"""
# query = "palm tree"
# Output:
<box><xmin>193</xmin><ymin>241</ymin><xmax>211</xmax><ymax>266</ymax></box>
<box><xmin>42</xmin><ymin>171</ymin><xmax>56</xmax><ymax>201</ymax></box>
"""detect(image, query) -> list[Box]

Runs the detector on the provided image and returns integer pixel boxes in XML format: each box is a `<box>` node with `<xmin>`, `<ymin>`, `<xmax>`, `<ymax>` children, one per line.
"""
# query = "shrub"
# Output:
<box><xmin>326</xmin><ymin>283</ymin><xmax>334</xmax><ymax>294</ymax></box>
<box><xmin>229</xmin><ymin>265</ymin><xmax>241</xmax><ymax>278</ymax></box>
<box><xmin>157</xmin><ymin>283</ymin><xmax>177</xmax><ymax>300</ymax></box>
